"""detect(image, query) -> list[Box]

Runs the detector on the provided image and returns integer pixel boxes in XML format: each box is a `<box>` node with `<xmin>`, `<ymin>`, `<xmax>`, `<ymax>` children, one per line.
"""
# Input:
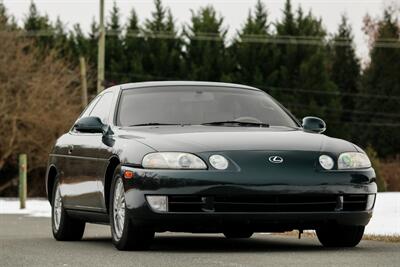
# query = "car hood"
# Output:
<box><xmin>116</xmin><ymin>125</ymin><xmax>355</xmax><ymax>154</ymax></box>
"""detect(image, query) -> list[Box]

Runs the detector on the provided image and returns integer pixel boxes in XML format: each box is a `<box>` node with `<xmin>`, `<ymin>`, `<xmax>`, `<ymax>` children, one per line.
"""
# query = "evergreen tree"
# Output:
<box><xmin>274</xmin><ymin>0</ymin><xmax>341</xmax><ymax>137</ymax></box>
<box><xmin>142</xmin><ymin>0</ymin><xmax>182</xmax><ymax>80</ymax></box>
<box><xmin>88</xmin><ymin>19</ymin><xmax>99</xmax><ymax>66</ymax></box>
<box><xmin>0</xmin><ymin>2</ymin><xmax>9</xmax><ymax>29</ymax></box>
<box><xmin>329</xmin><ymin>15</ymin><xmax>361</xmax><ymax>139</ymax></box>
<box><xmin>184</xmin><ymin>6</ymin><xmax>232</xmax><ymax>81</ymax></box>
<box><xmin>105</xmin><ymin>1</ymin><xmax>124</xmax><ymax>85</ymax></box>
<box><xmin>231</xmin><ymin>0</ymin><xmax>279</xmax><ymax>86</ymax></box>
<box><xmin>278</xmin><ymin>0</ymin><xmax>296</xmax><ymax>35</ymax></box>
<box><xmin>273</xmin><ymin>0</ymin><xmax>300</xmax><ymax>107</ymax></box>
<box><xmin>70</xmin><ymin>24</ymin><xmax>86</xmax><ymax>56</ymax></box>
<box><xmin>53</xmin><ymin>17</ymin><xmax>70</xmax><ymax>58</ymax></box>
<box><xmin>358</xmin><ymin>9</ymin><xmax>400</xmax><ymax>156</ymax></box>
<box><xmin>69</xmin><ymin>20</ymin><xmax>99</xmax><ymax>96</ymax></box>
<box><xmin>123</xmin><ymin>8</ymin><xmax>145</xmax><ymax>82</ymax></box>
<box><xmin>23</xmin><ymin>1</ymin><xmax>55</xmax><ymax>50</ymax></box>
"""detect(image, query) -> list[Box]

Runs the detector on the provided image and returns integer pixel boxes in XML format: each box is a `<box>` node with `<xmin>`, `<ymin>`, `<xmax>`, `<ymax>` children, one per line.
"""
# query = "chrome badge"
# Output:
<box><xmin>268</xmin><ymin>156</ymin><xmax>283</xmax><ymax>164</ymax></box>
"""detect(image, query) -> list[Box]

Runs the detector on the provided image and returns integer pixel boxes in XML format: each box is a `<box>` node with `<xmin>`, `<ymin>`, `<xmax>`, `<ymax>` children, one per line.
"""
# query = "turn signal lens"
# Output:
<box><xmin>123</xmin><ymin>170</ymin><xmax>134</xmax><ymax>179</ymax></box>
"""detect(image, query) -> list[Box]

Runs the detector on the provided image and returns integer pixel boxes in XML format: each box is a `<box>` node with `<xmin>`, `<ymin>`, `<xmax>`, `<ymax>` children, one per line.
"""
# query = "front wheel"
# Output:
<box><xmin>110</xmin><ymin>167</ymin><xmax>154</xmax><ymax>251</ymax></box>
<box><xmin>316</xmin><ymin>225</ymin><xmax>365</xmax><ymax>247</ymax></box>
<box><xmin>51</xmin><ymin>179</ymin><xmax>85</xmax><ymax>241</ymax></box>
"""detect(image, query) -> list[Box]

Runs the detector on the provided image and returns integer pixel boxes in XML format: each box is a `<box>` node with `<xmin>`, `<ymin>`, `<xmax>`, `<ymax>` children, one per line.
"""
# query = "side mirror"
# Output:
<box><xmin>74</xmin><ymin>116</ymin><xmax>106</xmax><ymax>134</ymax></box>
<box><xmin>302</xmin><ymin>116</ymin><xmax>326</xmax><ymax>133</ymax></box>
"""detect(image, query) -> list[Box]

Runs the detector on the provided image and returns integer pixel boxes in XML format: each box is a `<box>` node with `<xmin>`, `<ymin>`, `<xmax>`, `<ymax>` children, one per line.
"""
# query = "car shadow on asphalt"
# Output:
<box><xmin>80</xmin><ymin>234</ymin><xmax>366</xmax><ymax>253</ymax></box>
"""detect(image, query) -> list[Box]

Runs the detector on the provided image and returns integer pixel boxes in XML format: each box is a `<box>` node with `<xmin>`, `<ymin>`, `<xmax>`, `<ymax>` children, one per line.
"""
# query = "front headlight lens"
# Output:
<box><xmin>142</xmin><ymin>152</ymin><xmax>207</xmax><ymax>169</ymax></box>
<box><xmin>338</xmin><ymin>152</ymin><xmax>371</xmax><ymax>169</ymax></box>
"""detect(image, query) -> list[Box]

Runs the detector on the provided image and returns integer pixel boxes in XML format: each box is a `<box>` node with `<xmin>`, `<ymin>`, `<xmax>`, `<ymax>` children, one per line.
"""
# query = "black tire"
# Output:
<box><xmin>51</xmin><ymin>179</ymin><xmax>85</xmax><ymax>241</ymax></box>
<box><xmin>223</xmin><ymin>231</ymin><xmax>254</xmax><ymax>239</ymax></box>
<box><xmin>316</xmin><ymin>225</ymin><xmax>365</xmax><ymax>247</ymax></box>
<box><xmin>110</xmin><ymin>166</ymin><xmax>154</xmax><ymax>251</ymax></box>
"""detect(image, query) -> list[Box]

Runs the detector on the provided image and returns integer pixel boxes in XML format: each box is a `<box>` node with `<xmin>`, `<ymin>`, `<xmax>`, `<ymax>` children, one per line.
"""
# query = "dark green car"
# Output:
<box><xmin>46</xmin><ymin>81</ymin><xmax>376</xmax><ymax>250</ymax></box>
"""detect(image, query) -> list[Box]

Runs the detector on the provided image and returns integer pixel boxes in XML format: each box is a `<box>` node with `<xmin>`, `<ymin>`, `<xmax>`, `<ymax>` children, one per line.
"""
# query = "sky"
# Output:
<box><xmin>2</xmin><ymin>0</ymin><xmax>396</xmax><ymax>60</ymax></box>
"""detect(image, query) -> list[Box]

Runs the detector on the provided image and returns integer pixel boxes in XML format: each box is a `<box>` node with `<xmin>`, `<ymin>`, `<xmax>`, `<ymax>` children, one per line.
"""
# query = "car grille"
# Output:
<box><xmin>167</xmin><ymin>194</ymin><xmax>368</xmax><ymax>213</ymax></box>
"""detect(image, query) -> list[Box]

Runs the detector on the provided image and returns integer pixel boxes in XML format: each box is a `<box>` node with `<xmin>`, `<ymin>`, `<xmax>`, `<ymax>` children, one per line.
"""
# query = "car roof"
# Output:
<box><xmin>113</xmin><ymin>81</ymin><xmax>261</xmax><ymax>92</ymax></box>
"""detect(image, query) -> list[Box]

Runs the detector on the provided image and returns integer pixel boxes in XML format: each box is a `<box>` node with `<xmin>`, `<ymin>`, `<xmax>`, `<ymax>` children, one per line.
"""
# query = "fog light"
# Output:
<box><xmin>366</xmin><ymin>194</ymin><xmax>376</xmax><ymax>210</ymax></box>
<box><xmin>209</xmin><ymin>154</ymin><xmax>229</xmax><ymax>170</ymax></box>
<box><xmin>319</xmin><ymin>155</ymin><xmax>334</xmax><ymax>170</ymax></box>
<box><xmin>146</xmin><ymin>196</ymin><xmax>168</xmax><ymax>212</ymax></box>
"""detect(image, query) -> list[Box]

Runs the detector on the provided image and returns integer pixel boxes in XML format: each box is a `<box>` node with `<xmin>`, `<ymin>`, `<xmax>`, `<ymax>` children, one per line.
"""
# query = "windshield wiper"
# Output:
<box><xmin>128</xmin><ymin>123</ymin><xmax>184</xmax><ymax>127</ymax></box>
<box><xmin>201</xmin><ymin>121</ymin><xmax>269</xmax><ymax>127</ymax></box>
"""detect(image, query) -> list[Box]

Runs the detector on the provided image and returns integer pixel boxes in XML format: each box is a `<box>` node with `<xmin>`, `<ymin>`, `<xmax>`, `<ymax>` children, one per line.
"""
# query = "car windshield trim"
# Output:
<box><xmin>201</xmin><ymin>121</ymin><xmax>270</xmax><ymax>127</ymax></box>
<box><xmin>128</xmin><ymin>123</ymin><xmax>187</xmax><ymax>127</ymax></box>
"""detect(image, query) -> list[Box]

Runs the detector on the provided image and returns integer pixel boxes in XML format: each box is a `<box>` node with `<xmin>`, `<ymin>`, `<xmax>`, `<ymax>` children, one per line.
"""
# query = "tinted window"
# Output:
<box><xmin>117</xmin><ymin>87</ymin><xmax>297</xmax><ymax>127</ymax></box>
<box><xmin>90</xmin><ymin>92</ymin><xmax>113</xmax><ymax>124</ymax></box>
<box><xmin>79</xmin><ymin>96</ymin><xmax>100</xmax><ymax>119</ymax></box>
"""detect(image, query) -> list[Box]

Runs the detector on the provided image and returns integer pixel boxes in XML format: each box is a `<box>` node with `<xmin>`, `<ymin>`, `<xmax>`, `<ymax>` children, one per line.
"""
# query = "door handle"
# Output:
<box><xmin>67</xmin><ymin>145</ymin><xmax>73</xmax><ymax>155</ymax></box>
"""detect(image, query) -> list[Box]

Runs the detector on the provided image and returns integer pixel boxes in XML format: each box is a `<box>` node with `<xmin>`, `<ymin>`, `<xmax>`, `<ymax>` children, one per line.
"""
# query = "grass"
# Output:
<box><xmin>363</xmin><ymin>234</ymin><xmax>400</xmax><ymax>242</ymax></box>
<box><xmin>272</xmin><ymin>231</ymin><xmax>400</xmax><ymax>243</ymax></box>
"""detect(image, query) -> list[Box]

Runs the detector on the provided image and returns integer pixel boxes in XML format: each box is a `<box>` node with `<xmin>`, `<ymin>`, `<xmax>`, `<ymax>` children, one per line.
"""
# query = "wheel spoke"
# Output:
<box><xmin>112</xmin><ymin>178</ymin><xmax>126</xmax><ymax>239</ymax></box>
<box><xmin>53</xmin><ymin>185</ymin><xmax>62</xmax><ymax>231</ymax></box>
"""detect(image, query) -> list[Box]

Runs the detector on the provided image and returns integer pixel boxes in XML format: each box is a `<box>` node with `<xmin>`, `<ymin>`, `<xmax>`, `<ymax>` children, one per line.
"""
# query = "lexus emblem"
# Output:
<box><xmin>268</xmin><ymin>156</ymin><xmax>283</xmax><ymax>164</ymax></box>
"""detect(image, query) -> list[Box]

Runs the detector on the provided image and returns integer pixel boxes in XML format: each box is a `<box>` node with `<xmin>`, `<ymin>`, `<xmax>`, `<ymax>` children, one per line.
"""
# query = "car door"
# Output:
<box><xmin>61</xmin><ymin>92</ymin><xmax>114</xmax><ymax>212</ymax></box>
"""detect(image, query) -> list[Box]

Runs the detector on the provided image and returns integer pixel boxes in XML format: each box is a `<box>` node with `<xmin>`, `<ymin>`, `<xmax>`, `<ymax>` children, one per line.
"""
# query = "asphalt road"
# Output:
<box><xmin>0</xmin><ymin>215</ymin><xmax>399</xmax><ymax>267</ymax></box>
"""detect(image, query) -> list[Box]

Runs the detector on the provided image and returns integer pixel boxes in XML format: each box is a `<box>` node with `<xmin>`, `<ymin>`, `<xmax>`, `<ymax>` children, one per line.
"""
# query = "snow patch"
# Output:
<box><xmin>1</xmin><ymin>192</ymin><xmax>399</xmax><ymax>236</ymax></box>
<box><xmin>365</xmin><ymin>192</ymin><xmax>400</xmax><ymax>236</ymax></box>
<box><xmin>0</xmin><ymin>198</ymin><xmax>51</xmax><ymax>218</ymax></box>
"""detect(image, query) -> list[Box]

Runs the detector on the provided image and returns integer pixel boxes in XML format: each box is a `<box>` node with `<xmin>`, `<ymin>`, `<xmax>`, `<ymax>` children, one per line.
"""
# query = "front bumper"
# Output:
<box><xmin>121</xmin><ymin>166</ymin><xmax>377</xmax><ymax>232</ymax></box>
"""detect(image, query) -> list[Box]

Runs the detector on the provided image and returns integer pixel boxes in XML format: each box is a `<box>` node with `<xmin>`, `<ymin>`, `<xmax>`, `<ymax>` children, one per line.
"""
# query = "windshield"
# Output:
<box><xmin>116</xmin><ymin>86</ymin><xmax>298</xmax><ymax>127</ymax></box>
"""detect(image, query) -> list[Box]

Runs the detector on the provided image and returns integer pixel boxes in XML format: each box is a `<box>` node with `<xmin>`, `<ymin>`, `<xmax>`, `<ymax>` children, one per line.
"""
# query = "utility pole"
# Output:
<box><xmin>19</xmin><ymin>154</ymin><xmax>27</xmax><ymax>209</ymax></box>
<box><xmin>97</xmin><ymin>0</ymin><xmax>105</xmax><ymax>93</ymax></box>
<box><xmin>79</xmin><ymin>56</ymin><xmax>88</xmax><ymax>108</ymax></box>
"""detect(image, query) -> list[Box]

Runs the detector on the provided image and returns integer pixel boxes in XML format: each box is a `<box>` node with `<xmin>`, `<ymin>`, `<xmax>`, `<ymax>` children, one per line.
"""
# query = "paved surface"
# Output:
<box><xmin>0</xmin><ymin>215</ymin><xmax>399</xmax><ymax>267</ymax></box>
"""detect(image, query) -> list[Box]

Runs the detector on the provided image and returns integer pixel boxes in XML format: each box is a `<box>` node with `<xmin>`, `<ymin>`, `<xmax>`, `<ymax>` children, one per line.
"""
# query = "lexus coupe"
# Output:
<box><xmin>46</xmin><ymin>81</ymin><xmax>376</xmax><ymax>250</ymax></box>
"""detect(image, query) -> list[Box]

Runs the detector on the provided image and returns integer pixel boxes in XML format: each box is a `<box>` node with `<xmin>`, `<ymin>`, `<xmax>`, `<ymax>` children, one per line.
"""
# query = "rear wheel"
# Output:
<box><xmin>51</xmin><ymin>179</ymin><xmax>85</xmax><ymax>241</ymax></box>
<box><xmin>110</xmin><ymin>167</ymin><xmax>154</xmax><ymax>250</ymax></box>
<box><xmin>223</xmin><ymin>231</ymin><xmax>253</xmax><ymax>239</ymax></box>
<box><xmin>316</xmin><ymin>225</ymin><xmax>365</xmax><ymax>247</ymax></box>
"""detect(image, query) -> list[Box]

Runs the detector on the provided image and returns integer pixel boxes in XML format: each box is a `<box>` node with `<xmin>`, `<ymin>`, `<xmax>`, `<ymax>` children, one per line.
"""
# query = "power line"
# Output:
<box><xmin>328</xmin><ymin>121</ymin><xmax>400</xmax><ymax>127</ymax></box>
<box><xmin>2</xmin><ymin>30</ymin><xmax>400</xmax><ymax>49</ymax></box>
<box><xmin>284</xmin><ymin>103</ymin><xmax>400</xmax><ymax>118</ymax></box>
<box><xmin>105</xmin><ymin>71</ymin><xmax>400</xmax><ymax>121</ymax></box>
<box><xmin>261</xmin><ymin>86</ymin><xmax>400</xmax><ymax>101</ymax></box>
<box><xmin>104</xmin><ymin>71</ymin><xmax>400</xmax><ymax>101</ymax></box>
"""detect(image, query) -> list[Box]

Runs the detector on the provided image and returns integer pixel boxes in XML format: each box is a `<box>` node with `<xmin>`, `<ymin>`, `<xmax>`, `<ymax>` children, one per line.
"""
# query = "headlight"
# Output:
<box><xmin>209</xmin><ymin>154</ymin><xmax>229</xmax><ymax>170</ymax></box>
<box><xmin>319</xmin><ymin>155</ymin><xmax>334</xmax><ymax>170</ymax></box>
<box><xmin>338</xmin><ymin>152</ymin><xmax>371</xmax><ymax>169</ymax></box>
<box><xmin>142</xmin><ymin>152</ymin><xmax>207</xmax><ymax>169</ymax></box>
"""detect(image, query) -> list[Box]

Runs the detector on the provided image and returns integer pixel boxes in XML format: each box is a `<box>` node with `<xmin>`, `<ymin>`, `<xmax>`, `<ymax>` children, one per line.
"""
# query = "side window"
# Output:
<box><xmin>90</xmin><ymin>92</ymin><xmax>114</xmax><ymax>124</ymax></box>
<box><xmin>79</xmin><ymin>95</ymin><xmax>101</xmax><ymax>119</ymax></box>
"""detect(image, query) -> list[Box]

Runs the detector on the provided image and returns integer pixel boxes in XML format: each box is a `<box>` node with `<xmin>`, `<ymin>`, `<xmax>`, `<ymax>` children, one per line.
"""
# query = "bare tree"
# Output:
<box><xmin>0</xmin><ymin>32</ymin><xmax>81</xmax><ymax>190</ymax></box>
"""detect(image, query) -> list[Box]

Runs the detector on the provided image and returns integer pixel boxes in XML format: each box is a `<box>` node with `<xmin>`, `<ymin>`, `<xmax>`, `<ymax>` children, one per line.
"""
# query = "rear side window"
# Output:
<box><xmin>90</xmin><ymin>92</ymin><xmax>114</xmax><ymax>124</ymax></box>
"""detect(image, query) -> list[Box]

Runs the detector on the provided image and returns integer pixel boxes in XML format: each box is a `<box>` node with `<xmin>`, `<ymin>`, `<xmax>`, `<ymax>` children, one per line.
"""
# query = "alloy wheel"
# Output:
<box><xmin>113</xmin><ymin>178</ymin><xmax>126</xmax><ymax>240</ymax></box>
